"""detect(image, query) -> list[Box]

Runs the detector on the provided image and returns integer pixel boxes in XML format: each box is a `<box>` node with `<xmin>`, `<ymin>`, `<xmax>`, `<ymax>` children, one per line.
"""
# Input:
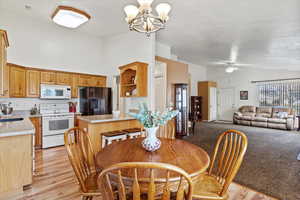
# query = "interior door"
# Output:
<box><xmin>218</xmin><ymin>88</ymin><xmax>235</xmax><ymax>121</ymax></box>
<box><xmin>209</xmin><ymin>87</ymin><xmax>217</xmax><ymax>121</ymax></box>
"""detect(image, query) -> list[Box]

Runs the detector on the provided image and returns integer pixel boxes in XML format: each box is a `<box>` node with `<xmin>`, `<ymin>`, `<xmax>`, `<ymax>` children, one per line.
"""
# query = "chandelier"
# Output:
<box><xmin>124</xmin><ymin>0</ymin><xmax>171</xmax><ymax>36</ymax></box>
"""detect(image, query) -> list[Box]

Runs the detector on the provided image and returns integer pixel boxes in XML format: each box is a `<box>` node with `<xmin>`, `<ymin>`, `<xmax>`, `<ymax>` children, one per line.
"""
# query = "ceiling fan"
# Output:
<box><xmin>210</xmin><ymin>45</ymin><xmax>251</xmax><ymax>73</ymax></box>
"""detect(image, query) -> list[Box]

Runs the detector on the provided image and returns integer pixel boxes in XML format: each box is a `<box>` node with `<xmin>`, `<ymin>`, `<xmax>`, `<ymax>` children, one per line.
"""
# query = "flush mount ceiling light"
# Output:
<box><xmin>51</xmin><ymin>6</ymin><xmax>91</xmax><ymax>29</ymax></box>
<box><xmin>124</xmin><ymin>0</ymin><xmax>171</xmax><ymax>36</ymax></box>
<box><xmin>225</xmin><ymin>66</ymin><xmax>239</xmax><ymax>73</ymax></box>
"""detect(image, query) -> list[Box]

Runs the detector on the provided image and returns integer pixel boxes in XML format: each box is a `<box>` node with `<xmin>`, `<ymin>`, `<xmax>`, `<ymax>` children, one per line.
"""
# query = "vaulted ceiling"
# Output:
<box><xmin>1</xmin><ymin>0</ymin><xmax>300</xmax><ymax>70</ymax></box>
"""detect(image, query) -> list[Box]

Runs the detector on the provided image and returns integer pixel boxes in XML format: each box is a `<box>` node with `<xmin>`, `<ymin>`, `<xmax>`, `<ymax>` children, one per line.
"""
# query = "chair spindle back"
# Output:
<box><xmin>98</xmin><ymin>162</ymin><xmax>193</xmax><ymax>200</ymax></box>
<box><xmin>208</xmin><ymin>129</ymin><xmax>248</xmax><ymax>196</ymax></box>
<box><xmin>64</xmin><ymin>127</ymin><xmax>96</xmax><ymax>193</ymax></box>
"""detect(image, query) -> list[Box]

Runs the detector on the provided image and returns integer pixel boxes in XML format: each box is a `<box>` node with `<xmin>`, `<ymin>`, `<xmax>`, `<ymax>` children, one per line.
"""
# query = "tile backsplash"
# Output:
<box><xmin>0</xmin><ymin>98</ymin><xmax>79</xmax><ymax>111</ymax></box>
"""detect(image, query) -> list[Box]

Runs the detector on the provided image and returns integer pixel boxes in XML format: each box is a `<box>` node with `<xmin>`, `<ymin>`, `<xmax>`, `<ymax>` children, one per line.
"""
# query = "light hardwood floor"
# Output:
<box><xmin>2</xmin><ymin>146</ymin><xmax>277</xmax><ymax>200</ymax></box>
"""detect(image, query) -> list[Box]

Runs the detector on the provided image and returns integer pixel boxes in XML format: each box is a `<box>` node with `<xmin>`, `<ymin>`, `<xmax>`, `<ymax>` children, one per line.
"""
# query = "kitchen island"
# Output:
<box><xmin>0</xmin><ymin>118</ymin><xmax>34</xmax><ymax>195</ymax></box>
<box><xmin>78</xmin><ymin>114</ymin><xmax>142</xmax><ymax>153</ymax></box>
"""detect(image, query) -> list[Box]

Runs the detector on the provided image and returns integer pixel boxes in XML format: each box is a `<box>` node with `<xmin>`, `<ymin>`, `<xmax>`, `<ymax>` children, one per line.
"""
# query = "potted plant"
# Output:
<box><xmin>128</xmin><ymin>103</ymin><xmax>179</xmax><ymax>152</ymax></box>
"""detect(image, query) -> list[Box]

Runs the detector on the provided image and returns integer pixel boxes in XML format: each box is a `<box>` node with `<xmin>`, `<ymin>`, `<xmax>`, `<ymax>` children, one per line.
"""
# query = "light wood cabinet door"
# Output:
<box><xmin>56</xmin><ymin>72</ymin><xmax>71</xmax><ymax>85</ymax></box>
<box><xmin>41</xmin><ymin>71</ymin><xmax>56</xmax><ymax>84</ymax></box>
<box><xmin>26</xmin><ymin>70</ymin><xmax>40</xmax><ymax>97</ymax></box>
<box><xmin>0</xmin><ymin>32</ymin><xmax>9</xmax><ymax>98</ymax></box>
<box><xmin>9</xmin><ymin>65</ymin><xmax>26</xmax><ymax>97</ymax></box>
<box><xmin>71</xmin><ymin>74</ymin><xmax>79</xmax><ymax>98</ymax></box>
<box><xmin>78</xmin><ymin>75</ymin><xmax>90</xmax><ymax>87</ymax></box>
<box><xmin>91</xmin><ymin>76</ymin><xmax>106</xmax><ymax>87</ymax></box>
<box><xmin>30</xmin><ymin>117</ymin><xmax>42</xmax><ymax>149</ymax></box>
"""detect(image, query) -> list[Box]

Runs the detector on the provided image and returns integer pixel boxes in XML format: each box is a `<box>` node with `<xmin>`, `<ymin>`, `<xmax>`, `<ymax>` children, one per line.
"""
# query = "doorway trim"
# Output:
<box><xmin>217</xmin><ymin>87</ymin><xmax>236</xmax><ymax>121</ymax></box>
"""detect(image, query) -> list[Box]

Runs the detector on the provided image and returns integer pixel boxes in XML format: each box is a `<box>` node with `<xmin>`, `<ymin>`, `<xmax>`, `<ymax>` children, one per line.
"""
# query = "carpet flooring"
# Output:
<box><xmin>184</xmin><ymin>122</ymin><xmax>300</xmax><ymax>200</ymax></box>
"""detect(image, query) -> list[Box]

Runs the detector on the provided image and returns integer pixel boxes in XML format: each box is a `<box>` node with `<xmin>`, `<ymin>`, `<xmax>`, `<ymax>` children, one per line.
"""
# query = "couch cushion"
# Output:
<box><xmin>253</xmin><ymin>117</ymin><xmax>268</xmax><ymax>122</ymax></box>
<box><xmin>242</xmin><ymin>112</ymin><xmax>256</xmax><ymax>117</ymax></box>
<box><xmin>272</xmin><ymin>107</ymin><xmax>293</xmax><ymax>117</ymax></box>
<box><xmin>239</xmin><ymin>106</ymin><xmax>256</xmax><ymax>113</ymax></box>
<box><xmin>256</xmin><ymin>107</ymin><xmax>272</xmax><ymax>118</ymax></box>
<box><xmin>272</xmin><ymin>112</ymin><xmax>289</xmax><ymax>119</ymax></box>
<box><xmin>240</xmin><ymin>116</ymin><xmax>253</xmax><ymax>121</ymax></box>
<box><xmin>268</xmin><ymin>118</ymin><xmax>287</xmax><ymax>124</ymax></box>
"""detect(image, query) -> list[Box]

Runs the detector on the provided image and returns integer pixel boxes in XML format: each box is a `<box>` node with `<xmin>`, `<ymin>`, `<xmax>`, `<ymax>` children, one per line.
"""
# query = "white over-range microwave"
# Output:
<box><xmin>40</xmin><ymin>84</ymin><xmax>71</xmax><ymax>99</ymax></box>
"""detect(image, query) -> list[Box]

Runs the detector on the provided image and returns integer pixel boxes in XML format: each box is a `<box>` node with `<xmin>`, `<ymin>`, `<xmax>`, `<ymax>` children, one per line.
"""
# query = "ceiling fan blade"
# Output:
<box><xmin>230</xmin><ymin>45</ymin><xmax>239</xmax><ymax>63</ymax></box>
<box><xmin>209</xmin><ymin>61</ymin><xmax>228</xmax><ymax>65</ymax></box>
<box><xmin>234</xmin><ymin>63</ymin><xmax>252</xmax><ymax>67</ymax></box>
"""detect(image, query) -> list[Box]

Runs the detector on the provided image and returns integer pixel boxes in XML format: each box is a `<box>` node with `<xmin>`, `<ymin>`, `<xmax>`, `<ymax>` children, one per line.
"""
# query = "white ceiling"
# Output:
<box><xmin>2</xmin><ymin>0</ymin><xmax>300</xmax><ymax>70</ymax></box>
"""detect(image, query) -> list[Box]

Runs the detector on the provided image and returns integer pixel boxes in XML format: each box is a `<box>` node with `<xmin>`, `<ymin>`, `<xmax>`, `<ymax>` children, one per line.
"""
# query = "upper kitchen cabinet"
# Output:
<box><xmin>0</xmin><ymin>30</ymin><xmax>9</xmax><ymax>98</ymax></box>
<box><xmin>78</xmin><ymin>74</ymin><xmax>106</xmax><ymax>87</ymax></box>
<box><xmin>9</xmin><ymin>64</ymin><xmax>26</xmax><ymax>98</ymax></box>
<box><xmin>26</xmin><ymin>69</ymin><xmax>40</xmax><ymax>97</ymax></box>
<box><xmin>78</xmin><ymin>74</ymin><xmax>90</xmax><ymax>87</ymax></box>
<box><xmin>119</xmin><ymin>62</ymin><xmax>148</xmax><ymax>97</ymax></box>
<box><xmin>71</xmin><ymin>74</ymin><xmax>79</xmax><ymax>98</ymax></box>
<box><xmin>91</xmin><ymin>76</ymin><xmax>106</xmax><ymax>87</ymax></box>
<box><xmin>41</xmin><ymin>71</ymin><xmax>56</xmax><ymax>84</ymax></box>
<box><xmin>56</xmin><ymin>72</ymin><xmax>71</xmax><ymax>85</ymax></box>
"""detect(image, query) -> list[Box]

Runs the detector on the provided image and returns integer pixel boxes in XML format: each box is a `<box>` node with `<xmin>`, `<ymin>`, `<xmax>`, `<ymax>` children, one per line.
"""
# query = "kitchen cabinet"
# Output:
<box><xmin>71</xmin><ymin>74</ymin><xmax>79</xmax><ymax>98</ymax></box>
<box><xmin>0</xmin><ymin>30</ymin><xmax>9</xmax><ymax>98</ymax></box>
<box><xmin>78</xmin><ymin>75</ymin><xmax>90</xmax><ymax>87</ymax></box>
<box><xmin>9</xmin><ymin>64</ymin><xmax>26</xmax><ymax>97</ymax></box>
<box><xmin>41</xmin><ymin>71</ymin><xmax>56</xmax><ymax>84</ymax></box>
<box><xmin>7</xmin><ymin>63</ymin><xmax>107</xmax><ymax>98</ymax></box>
<box><xmin>30</xmin><ymin>117</ymin><xmax>42</xmax><ymax>149</ymax></box>
<box><xmin>0</xmin><ymin>134</ymin><xmax>33</xmax><ymax>194</ymax></box>
<box><xmin>91</xmin><ymin>76</ymin><xmax>106</xmax><ymax>87</ymax></box>
<box><xmin>119</xmin><ymin>62</ymin><xmax>148</xmax><ymax>97</ymax></box>
<box><xmin>56</xmin><ymin>72</ymin><xmax>71</xmax><ymax>85</ymax></box>
<box><xmin>26</xmin><ymin>69</ymin><xmax>40</xmax><ymax>97</ymax></box>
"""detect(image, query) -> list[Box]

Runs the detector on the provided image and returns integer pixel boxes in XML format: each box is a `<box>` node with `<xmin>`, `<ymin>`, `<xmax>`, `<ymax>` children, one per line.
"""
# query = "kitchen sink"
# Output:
<box><xmin>0</xmin><ymin>117</ymin><xmax>24</xmax><ymax>122</ymax></box>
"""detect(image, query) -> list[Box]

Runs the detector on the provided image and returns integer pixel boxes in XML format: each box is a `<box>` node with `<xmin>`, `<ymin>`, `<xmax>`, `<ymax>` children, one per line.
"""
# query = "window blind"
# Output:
<box><xmin>256</xmin><ymin>80</ymin><xmax>300</xmax><ymax>115</ymax></box>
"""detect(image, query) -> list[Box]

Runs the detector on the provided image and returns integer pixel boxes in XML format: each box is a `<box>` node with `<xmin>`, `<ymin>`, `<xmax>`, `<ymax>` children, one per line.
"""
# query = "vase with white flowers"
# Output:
<box><xmin>128</xmin><ymin>103</ymin><xmax>179</xmax><ymax>152</ymax></box>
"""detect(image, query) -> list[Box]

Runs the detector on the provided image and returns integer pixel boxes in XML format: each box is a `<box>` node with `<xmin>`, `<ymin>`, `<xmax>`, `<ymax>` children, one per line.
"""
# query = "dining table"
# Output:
<box><xmin>96</xmin><ymin>137</ymin><xmax>210</xmax><ymax>183</ymax></box>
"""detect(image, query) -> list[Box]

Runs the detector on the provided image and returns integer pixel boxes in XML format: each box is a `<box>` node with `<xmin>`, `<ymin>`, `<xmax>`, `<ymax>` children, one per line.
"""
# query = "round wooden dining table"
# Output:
<box><xmin>96</xmin><ymin>138</ymin><xmax>210</xmax><ymax>180</ymax></box>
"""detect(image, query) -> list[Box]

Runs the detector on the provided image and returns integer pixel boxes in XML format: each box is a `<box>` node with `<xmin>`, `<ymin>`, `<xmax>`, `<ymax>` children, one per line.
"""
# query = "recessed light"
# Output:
<box><xmin>51</xmin><ymin>6</ymin><xmax>91</xmax><ymax>29</ymax></box>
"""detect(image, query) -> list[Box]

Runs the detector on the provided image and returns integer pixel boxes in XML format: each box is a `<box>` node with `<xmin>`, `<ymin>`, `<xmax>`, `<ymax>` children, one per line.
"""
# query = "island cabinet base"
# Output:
<box><xmin>78</xmin><ymin>119</ymin><xmax>142</xmax><ymax>154</ymax></box>
<box><xmin>0</xmin><ymin>134</ymin><xmax>33</xmax><ymax>195</ymax></box>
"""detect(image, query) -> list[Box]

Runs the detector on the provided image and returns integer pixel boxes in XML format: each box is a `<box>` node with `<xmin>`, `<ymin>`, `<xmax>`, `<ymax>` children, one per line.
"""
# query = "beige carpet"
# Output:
<box><xmin>184</xmin><ymin>122</ymin><xmax>300</xmax><ymax>200</ymax></box>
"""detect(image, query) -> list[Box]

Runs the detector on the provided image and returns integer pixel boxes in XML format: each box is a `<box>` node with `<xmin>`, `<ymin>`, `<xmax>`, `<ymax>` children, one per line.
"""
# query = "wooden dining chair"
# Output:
<box><xmin>157</xmin><ymin>119</ymin><xmax>176</xmax><ymax>139</ymax></box>
<box><xmin>193</xmin><ymin>129</ymin><xmax>248</xmax><ymax>200</ymax></box>
<box><xmin>64</xmin><ymin>127</ymin><xmax>101</xmax><ymax>200</ymax></box>
<box><xmin>97</xmin><ymin>162</ymin><xmax>193</xmax><ymax>200</ymax></box>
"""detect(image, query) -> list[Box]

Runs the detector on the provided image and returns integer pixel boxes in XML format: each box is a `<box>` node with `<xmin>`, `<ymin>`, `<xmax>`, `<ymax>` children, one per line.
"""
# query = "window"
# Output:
<box><xmin>256</xmin><ymin>80</ymin><xmax>300</xmax><ymax>114</ymax></box>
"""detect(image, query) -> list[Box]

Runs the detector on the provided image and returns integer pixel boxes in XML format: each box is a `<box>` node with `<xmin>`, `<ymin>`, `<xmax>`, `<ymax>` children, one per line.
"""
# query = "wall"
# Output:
<box><xmin>0</xmin><ymin>10</ymin><xmax>106</xmax><ymax>76</ymax></box>
<box><xmin>182</xmin><ymin>60</ymin><xmax>207</xmax><ymax>96</ymax></box>
<box><xmin>207</xmin><ymin>66</ymin><xmax>300</xmax><ymax>109</ymax></box>
<box><xmin>102</xmin><ymin>32</ymin><xmax>156</xmax><ymax>112</ymax></box>
<box><xmin>155</xmin><ymin>42</ymin><xmax>171</xmax><ymax>59</ymax></box>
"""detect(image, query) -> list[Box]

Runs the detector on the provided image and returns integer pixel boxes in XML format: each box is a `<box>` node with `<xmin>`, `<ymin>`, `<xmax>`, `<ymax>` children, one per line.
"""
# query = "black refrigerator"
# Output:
<box><xmin>79</xmin><ymin>87</ymin><xmax>112</xmax><ymax>116</ymax></box>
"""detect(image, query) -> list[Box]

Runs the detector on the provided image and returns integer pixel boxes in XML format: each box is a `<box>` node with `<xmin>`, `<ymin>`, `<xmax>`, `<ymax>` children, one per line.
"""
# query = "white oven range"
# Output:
<box><xmin>40</xmin><ymin>103</ymin><xmax>74</xmax><ymax>148</ymax></box>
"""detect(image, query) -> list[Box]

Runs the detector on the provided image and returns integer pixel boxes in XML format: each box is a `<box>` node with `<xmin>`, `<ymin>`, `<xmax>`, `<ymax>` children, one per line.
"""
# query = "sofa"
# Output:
<box><xmin>233</xmin><ymin>106</ymin><xmax>295</xmax><ymax>130</ymax></box>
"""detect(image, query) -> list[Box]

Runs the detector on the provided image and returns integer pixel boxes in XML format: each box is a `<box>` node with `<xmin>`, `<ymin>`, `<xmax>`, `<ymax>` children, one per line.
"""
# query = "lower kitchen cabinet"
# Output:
<box><xmin>30</xmin><ymin>117</ymin><xmax>42</xmax><ymax>149</ymax></box>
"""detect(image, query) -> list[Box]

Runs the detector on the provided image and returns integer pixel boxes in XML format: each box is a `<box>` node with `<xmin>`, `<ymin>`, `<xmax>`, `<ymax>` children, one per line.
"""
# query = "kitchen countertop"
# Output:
<box><xmin>78</xmin><ymin>114</ymin><xmax>136</xmax><ymax>124</ymax></box>
<box><xmin>0</xmin><ymin>117</ymin><xmax>35</xmax><ymax>138</ymax></box>
<box><xmin>0</xmin><ymin>110</ymin><xmax>82</xmax><ymax>118</ymax></box>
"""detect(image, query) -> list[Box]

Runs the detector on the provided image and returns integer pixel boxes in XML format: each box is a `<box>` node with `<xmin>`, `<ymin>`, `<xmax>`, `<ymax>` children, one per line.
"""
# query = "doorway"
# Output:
<box><xmin>217</xmin><ymin>88</ymin><xmax>235</xmax><ymax>121</ymax></box>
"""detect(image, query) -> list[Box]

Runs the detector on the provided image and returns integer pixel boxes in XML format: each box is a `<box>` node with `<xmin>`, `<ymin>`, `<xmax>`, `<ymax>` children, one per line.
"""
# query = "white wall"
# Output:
<box><xmin>186</xmin><ymin>62</ymin><xmax>207</xmax><ymax>96</ymax></box>
<box><xmin>207</xmin><ymin>66</ymin><xmax>300</xmax><ymax>110</ymax></box>
<box><xmin>155</xmin><ymin>42</ymin><xmax>171</xmax><ymax>59</ymax></box>
<box><xmin>103</xmin><ymin>32</ymin><xmax>156</xmax><ymax>112</ymax></box>
<box><xmin>0</xmin><ymin>10</ymin><xmax>106</xmax><ymax>75</ymax></box>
